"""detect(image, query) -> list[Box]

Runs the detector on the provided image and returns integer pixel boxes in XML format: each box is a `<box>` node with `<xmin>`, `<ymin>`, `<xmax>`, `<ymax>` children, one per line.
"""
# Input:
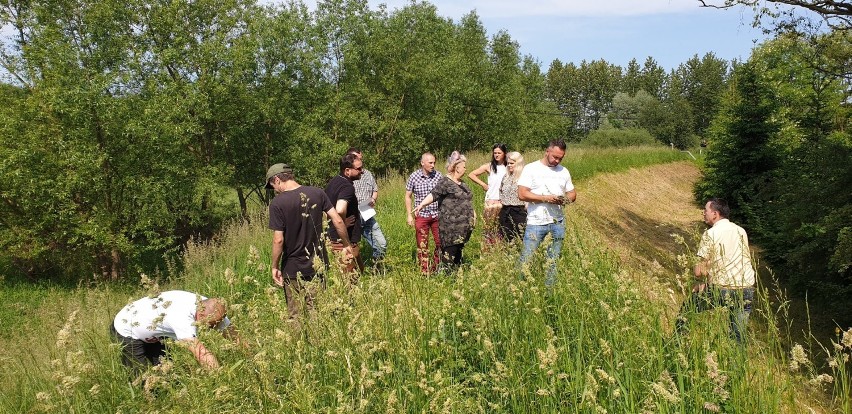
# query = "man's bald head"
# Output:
<box><xmin>420</xmin><ymin>152</ymin><xmax>436</xmax><ymax>174</ymax></box>
<box><xmin>197</xmin><ymin>298</ymin><xmax>227</xmax><ymax>328</ymax></box>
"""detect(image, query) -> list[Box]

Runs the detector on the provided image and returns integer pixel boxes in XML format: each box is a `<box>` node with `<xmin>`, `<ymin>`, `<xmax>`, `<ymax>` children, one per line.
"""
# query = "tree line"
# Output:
<box><xmin>0</xmin><ymin>0</ymin><xmax>738</xmax><ymax>281</ymax></box>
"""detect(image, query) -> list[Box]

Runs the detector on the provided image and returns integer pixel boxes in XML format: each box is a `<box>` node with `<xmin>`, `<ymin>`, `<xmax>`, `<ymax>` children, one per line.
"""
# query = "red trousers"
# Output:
<box><xmin>415</xmin><ymin>216</ymin><xmax>440</xmax><ymax>274</ymax></box>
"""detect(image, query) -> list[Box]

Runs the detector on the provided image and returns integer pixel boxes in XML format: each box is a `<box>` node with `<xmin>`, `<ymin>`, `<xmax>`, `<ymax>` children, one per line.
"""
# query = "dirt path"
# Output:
<box><xmin>572</xmin><ymin>161</ymin><xmax>702</xmax><ymax>276</ymax></box>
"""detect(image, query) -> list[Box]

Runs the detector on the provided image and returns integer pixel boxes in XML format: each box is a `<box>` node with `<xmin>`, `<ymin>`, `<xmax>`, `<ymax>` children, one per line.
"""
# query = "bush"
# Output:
<box><xmin>583</xmin><ymin>128</ymin><xmax>659</xmax><ymax>147</ymax></box>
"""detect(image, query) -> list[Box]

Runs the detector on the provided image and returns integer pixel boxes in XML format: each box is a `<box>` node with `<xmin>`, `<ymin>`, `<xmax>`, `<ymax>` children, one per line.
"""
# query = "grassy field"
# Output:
<box><xmin>2</xmin><ymin>146</ymin><xmax>850</xmax><ymax>413</ymax></box>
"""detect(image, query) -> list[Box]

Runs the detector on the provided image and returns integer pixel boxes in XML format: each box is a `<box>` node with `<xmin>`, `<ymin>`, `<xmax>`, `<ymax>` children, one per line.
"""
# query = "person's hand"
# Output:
<box><xmin>272</xmin><ymin>268</ymin><xmax>284</xmax><ymax>288</ymax></box>
<box><xmin>542</xmin><ymin>195</ymin><xmax>561</xmax><ymax>204</ymax></box>
<box><xmin>692</xmin><ymin>283</ymin><xmax>707</xmax><ymax>293</ymax></box>
<box><xmin>342</xmin><ymin>245</ymin><xmax>354</xmax><ymax>259</ymax></box>
<box><xmin>413</xmin><ymin>205</ymin><xmax>422</xmax><ymax>216</ymax></box>
<box><xmin>344</xmin><ymin>215</ymin><xmax>356</xmax><ymax>227</ymax></box>
<box><xmin>407</xmin><ymin>213</ymin><xmax>414</xmax><ymax>227</ymax></box>
<box><xmin>368</xmin><ymin>199</ymin><xmax>376</xmax><ymax>207</ymax></box>
<box><xmin>481</xmin><ymin>183</ymin><xmax>489</xmax><ymax>191</ymax></box>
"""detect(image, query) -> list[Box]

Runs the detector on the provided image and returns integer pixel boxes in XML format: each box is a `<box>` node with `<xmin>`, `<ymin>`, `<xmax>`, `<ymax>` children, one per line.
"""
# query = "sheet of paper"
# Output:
<box><xmin>359</xmin><ymin>203</ymin><xmax>376</xmax><ymax>221</ymax></box>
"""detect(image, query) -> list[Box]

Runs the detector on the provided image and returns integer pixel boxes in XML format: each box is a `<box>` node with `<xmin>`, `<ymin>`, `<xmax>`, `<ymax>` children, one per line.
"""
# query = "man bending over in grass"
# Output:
<box><xmin>676</xmin><ymin>198</ymin><xmax>756</xmax><ymax>344</ymax></box>
<box><xmin>110</xmin><ymin>290</ymin><xmax>239</xmax><ymax>375</ymax></box>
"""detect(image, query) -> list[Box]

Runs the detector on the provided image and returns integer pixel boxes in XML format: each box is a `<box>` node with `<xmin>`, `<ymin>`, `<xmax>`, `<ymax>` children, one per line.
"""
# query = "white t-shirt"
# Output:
<box><xmin>485</xmin><ymin>164</ymin><xmax>507</xmax><ymax>201</ymax></box>
<box><xmin>113</xmin><ymin>290</ymin><xmax>231</xmax><ymax>343</ymax></box>
<box><xmin>517</xmin><ymin>160</ymin><xmax>574</xmax><ymax>226</ymax></box>
<box><xmin>696</xmin><ymin>219</ymin><xmax>756</xmax><ymax>288</ymax></box>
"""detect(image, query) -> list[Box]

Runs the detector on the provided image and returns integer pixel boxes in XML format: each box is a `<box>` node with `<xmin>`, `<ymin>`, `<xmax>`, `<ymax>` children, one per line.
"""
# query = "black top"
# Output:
<box><xmin>268</xmin><ymin>186</ymin><xmax>333</xmax><ymax>280</ymax></box>
<box><xmin>431</xmin><ymin>176</ymin><xmax>474</xmax><ymax>246</ymax></box>
<box><xmin>324</xmin><ymin>175</ymin><xmax>362</xmax><ymax>243</ymax></box>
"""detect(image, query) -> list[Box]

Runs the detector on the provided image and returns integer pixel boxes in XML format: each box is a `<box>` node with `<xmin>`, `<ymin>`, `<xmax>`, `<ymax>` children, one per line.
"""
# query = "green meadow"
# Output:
<box><xmin>1</xmin><ymin>146</ymin><xmax>849</xmax><ymax>413</ymax></box>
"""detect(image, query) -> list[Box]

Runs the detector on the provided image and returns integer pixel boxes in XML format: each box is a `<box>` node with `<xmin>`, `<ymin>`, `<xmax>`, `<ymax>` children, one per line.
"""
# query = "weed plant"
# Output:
<box><xmin>1</xmin><ymin>147</ymin><xmax>849</xmax><ymax>413</ymax></box>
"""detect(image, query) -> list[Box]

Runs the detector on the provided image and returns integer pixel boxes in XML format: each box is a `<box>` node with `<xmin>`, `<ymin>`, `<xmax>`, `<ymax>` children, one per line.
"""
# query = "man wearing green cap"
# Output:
<box><xmin>266</xmin><ymin>163</ymin><xmax>353</xmax><ymax>322</ymax></box>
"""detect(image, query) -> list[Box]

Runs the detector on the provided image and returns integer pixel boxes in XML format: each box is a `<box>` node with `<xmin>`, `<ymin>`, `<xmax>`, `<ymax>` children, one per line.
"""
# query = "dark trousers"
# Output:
<box><xmin>498</xmin><ymin>205</ymin><xmax>527</xmax><ymax>242</ymax></box>
<box><xmin>676</xmin><ymin>286</ymin><xmax>754</xmax><ymax>343</ymax></box>
<box><xmin>283</xmin><ymin>276</ymin><xmax>325</xmax><ymax>321</ymax></box>
<box><xmin>440</xmin><ymin>243</ymin><xmax>465</xmax><ymax>271</ymax></box>
<box><xmin>109</xmin><ymin>323</ymin><xmax>166</xmax><ymax>375</ymax></box>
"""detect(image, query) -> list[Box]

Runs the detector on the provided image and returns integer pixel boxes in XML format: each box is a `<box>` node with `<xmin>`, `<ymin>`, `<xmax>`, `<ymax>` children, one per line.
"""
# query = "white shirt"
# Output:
<box><xmin>485</xmin><ymin>164</ymin><xmax>507</xmax><ymax>201</ymax></box>
<box><xmin>113</xmin><ymin>290</ymin><xmax>231</xmax><ymax>343</ymax></box>
<box><xmin>517</xmin><ymin>160</ymin><xmax>574</xmax><ymax>226</ymax></box>
<box><xmin>697</xmin><ymin>219</ymin><xmax>756</xmax><ymax>288</ymax></box>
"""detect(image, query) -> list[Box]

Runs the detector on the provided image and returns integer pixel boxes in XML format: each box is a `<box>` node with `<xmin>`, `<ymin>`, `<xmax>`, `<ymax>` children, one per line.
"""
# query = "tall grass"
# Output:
<box><xmin>2</xmin><ymin>147</ymin><xmax>849</xmax><ymax>413</ymax></box>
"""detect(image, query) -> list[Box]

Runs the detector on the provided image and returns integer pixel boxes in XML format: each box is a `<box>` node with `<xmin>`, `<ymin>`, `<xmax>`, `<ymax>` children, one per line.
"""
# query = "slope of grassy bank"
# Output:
<box><xmin>2</xmin><ymin>147</ymin><xmax>849</xmax><ymax>413</ymax></box>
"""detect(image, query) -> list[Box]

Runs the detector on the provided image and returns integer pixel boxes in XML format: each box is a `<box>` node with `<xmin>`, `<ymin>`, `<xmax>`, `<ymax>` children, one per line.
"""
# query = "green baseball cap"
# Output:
<box><xmin>265</xmin><ymin>163</ymin><xmax>293</xmax><ymax>188</ymax></box>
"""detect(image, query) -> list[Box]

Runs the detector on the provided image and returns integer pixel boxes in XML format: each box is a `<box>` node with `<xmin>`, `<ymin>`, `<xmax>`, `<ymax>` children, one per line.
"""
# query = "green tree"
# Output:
<box><xmin>639</xmin><ymin>56</ymin><xmax>667</xmax><ymax>100</ymax></box>
<box><xmin>696</xmin><ymin>61</ymin><xmax>780</xmax><ymax>222</ymax></box>
<box><xmin>622</xmin><ymin>58</ymin><xmax>642</xmax><ymax>96</ymax></box>
<box><xmin>608</xmin><ymin>90</ymin><xmax>656</xmax><ymax>129</ymax></box>
<box><xmin>670</xmin><ymin>53</ymin><xmax>729</xmax><ymax>136</ymax></box>
<box><xmin>639</xmin><ymin>95</ymin><xmax>696</xmax><ymax>149</ymax></box>
<box><xmin>578</xmin><ymin>59</ymin><xmax>622</xmax><ymax>133</ymax></box>
<box><xmin>546</xmin><ymin>59</ymin><xmax>584</xmax><ymax>140</ymax></box>
<box><xmin>0</xmin><ymin>0</ymin><xmax>223</xmax><ymax>279</ymax></box>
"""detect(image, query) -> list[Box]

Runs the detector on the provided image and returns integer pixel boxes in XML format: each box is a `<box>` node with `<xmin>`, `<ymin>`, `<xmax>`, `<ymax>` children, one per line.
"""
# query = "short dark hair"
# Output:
<box><xmin>547</xmin><ymin>138</ymin><xmax>567</xmax><ymax>151</ymax></box>
<box><xmin>346</xmin><ymin>147</ymin><xmax>361</xmax><ymax>156</ymax></box>
<box><xmin>340</xmin><ymin>153</ymin><xmax>359</xmax><ymax>174</ymax></box>
<box><xmin>270</xmin><ymin>171</ymin><xmax>294</xmax><ymax>185</ymax></box>
<box><xmin>706</xmin><ymin>198</ymin><xmax>730</xmax><ymax>218</ymax></box>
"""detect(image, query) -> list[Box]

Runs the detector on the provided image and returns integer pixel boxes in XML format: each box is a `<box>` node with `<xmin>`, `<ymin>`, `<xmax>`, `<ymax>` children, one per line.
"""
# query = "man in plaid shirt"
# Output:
<box><xmin>405</xmin><ymin>152</ymin><xmax>443</xmax><ymax>274</ymax></box>
<box><xmin>347</xmin><ymin>147</ymin><xmax>387</xmax><ymax>267</ymax></box>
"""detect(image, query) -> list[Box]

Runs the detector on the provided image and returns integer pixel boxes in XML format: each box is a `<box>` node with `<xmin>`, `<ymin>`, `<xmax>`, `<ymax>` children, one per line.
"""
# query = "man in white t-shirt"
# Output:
<box><xmin>676</xmin><ymin>198</ymin><xmax>756</xmax><ymax>343</ymax></box>
<box><xmin>111</xmin><ymin>290</ymin><xmax>239</xmax><ymax>374</ymax></box>
<box><xmin>517</xmin><ymin>139</ymin><xmax>576</xmax><ymax>287</ymax></box>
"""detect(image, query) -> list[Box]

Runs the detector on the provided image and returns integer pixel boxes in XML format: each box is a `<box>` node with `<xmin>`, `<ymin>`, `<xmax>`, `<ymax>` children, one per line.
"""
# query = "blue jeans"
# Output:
<box><xmin>518</xmin><ymin>220</ymin><xmax>565</xmax><ymax>288</ymax></box>
<box><xmin>361</xmin><ymin>216</ymin><xmax>387</xmax><ymax>259</ymax></box>
<box><xmin>676</xmin><ymin>286</ymin><xmax>754</xmax><ymax>344</ymax></box>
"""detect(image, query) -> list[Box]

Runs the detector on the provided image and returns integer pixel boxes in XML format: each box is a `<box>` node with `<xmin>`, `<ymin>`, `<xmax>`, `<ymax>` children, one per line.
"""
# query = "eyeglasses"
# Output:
<box><xmin>350</xmin><ymin>166</ymin><xmax>363</xmax><ymax>171</ymax></box>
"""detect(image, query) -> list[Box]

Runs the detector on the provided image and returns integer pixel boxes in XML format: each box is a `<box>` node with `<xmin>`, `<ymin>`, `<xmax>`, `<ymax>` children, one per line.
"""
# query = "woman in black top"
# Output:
<box><xmin>413</xmin><ymin>151</ymin><xmax>475</xmax><ymax>272</ymax></box>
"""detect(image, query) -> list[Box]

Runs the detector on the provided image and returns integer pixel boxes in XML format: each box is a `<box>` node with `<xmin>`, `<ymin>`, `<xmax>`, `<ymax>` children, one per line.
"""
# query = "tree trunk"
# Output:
<box><xmin>237</xmin><ymin>187</ymin><xmax>249</xmax><ymax>222</ymax></box>
<box><xmin>111</xmin><ymin>248</ymin><xmax>121</xmax><ymax>280</ymax></box>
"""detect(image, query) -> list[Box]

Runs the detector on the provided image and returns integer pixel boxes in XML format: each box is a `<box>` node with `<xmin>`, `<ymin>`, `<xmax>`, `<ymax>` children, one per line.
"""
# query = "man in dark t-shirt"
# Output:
<box><xmin>325</xmin><ymin>153</ymin><xmax>365</xmax><ymax>278</ymax></box>
<box><xmin>266</xmin><ymin>163</ymin><xmax>352</xmax><ymax>323</ymax></box>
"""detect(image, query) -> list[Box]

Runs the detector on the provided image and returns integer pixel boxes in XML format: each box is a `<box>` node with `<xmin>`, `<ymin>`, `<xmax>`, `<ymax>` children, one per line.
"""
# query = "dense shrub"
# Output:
<box><xmin>584</xmin><ymin>127</ymin><xmax>659</xmax><ymax>147</ymax></box>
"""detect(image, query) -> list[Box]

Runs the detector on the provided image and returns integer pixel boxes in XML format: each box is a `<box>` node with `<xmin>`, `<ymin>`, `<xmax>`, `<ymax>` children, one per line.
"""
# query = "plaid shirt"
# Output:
<box><xmin>353</xmin><ymin>169</ymin><xmax>377</xmax><ymax>205</ymax></box>
<box><xmin>406</xmin><ymin>168</ymin><xmax>442</xmax><ymax>218</ymax></box>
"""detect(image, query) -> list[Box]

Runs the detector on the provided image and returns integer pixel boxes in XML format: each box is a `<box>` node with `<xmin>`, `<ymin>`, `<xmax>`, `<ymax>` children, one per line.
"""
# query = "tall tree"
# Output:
<box><xmin>669</xmin><ymin>53</ymin><xmax>730</xmax><ymax>136</ymax></box>
<box><xmin>639</xmin><ymin>56</ymin><xmax>667</xmax><ymax>100</ymax></box>
<box><xmin>622</xmin><ymin>58</ymin><xmax>642</xmax><ymax>96</ymax></box>
<box><xmin>696</xmin><ymin>61</ymin><xmax>780</xmax><ymax>221</ymax></box>
<box><xmin>546</xmin><ymin>59</ymin><xmax>584</xmax><ymax>140</ymax></box>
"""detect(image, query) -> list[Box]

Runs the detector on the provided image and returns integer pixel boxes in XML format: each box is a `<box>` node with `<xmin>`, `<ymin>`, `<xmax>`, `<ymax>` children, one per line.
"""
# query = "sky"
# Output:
<box><xmin>353</xmin><ymin>0</ymin><xmax>770</xmax><ymax>70</ymax></box>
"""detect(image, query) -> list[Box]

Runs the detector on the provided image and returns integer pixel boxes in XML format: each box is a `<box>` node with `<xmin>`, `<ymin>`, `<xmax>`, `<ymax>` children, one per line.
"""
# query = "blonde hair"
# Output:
<box><xmin>507</xmin><ymin>151</ymin><xmax>524</xmax><ymax>182</ymax></box>
<box><xmin>446</xmin><ymin>151</ymin><xmax>467</xmax><ymax>174</ymax></box>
